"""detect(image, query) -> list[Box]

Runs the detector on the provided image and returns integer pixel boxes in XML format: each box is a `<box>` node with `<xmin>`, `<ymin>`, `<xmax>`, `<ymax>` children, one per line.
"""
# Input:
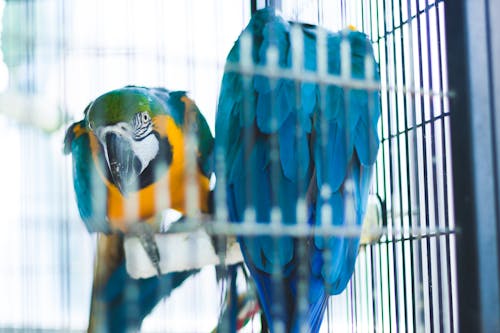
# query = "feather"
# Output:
<box><xmin>64</xmin><ymin>120</ymin><xmax>109</xmax><ymax>233</ymax></box>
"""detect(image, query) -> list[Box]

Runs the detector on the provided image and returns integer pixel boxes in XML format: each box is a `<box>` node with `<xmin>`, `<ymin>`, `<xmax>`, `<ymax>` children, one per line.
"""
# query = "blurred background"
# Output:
<box><xmin>0</xmin><ymin>1</ymin><xmax>250</xmax><ymax>331</ymax></box>
<box><xmin>0</xmin><ymin>0</ymin><xmax>498</xmax><ymax>332</ymax></box>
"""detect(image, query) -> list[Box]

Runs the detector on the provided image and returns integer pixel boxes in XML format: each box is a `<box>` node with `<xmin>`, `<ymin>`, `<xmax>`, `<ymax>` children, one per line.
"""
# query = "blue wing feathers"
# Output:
<box><xmin>278</xmin><ymin>113</ymin><xmax>310</xmax><ymax>181</ymax></box>
<box><xmin>216</xmin><ymin>7</ymin><xmax>380</xmax><ymax>332</ymax></box>
<box><xmin>355</xmin><ymin>117</ymin><xmax>380</xmax><ymax>166</ymax></box>
<box><xmin>70</xmin><ymin>132</ymin><xmax>94</xmax><ymax>221</ymax></box>
<box><xmin>65</xmin><ymin>121</ymin><xmax>110</xmax><ymax>233</ymax></box>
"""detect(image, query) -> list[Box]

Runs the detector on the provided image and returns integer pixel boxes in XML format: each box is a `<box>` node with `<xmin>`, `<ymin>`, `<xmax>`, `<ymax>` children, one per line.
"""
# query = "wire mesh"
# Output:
<box><xmin>0</xmin><ymin>0</ymin><xmax>457</xmax><ymax>332</ymax></box>
<box><xmin>316</xmin><ymin>1</ymin><xmax>457</xmax><ymax>332</ymax></box>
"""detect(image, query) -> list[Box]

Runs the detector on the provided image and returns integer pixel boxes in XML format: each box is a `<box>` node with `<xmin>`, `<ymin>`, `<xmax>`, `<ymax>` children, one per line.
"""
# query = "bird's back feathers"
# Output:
<box><xmin>216</xmin><ymin>8</ymin><xmax>380</xmax><ymax>332</ymax></box>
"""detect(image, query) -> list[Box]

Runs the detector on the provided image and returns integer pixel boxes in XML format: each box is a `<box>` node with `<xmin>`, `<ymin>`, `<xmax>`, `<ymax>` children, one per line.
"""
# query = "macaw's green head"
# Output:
<box><xmin>85</xmin><ymin>86</ymin><xmax>173</xmax><ymax>195</ymax></box>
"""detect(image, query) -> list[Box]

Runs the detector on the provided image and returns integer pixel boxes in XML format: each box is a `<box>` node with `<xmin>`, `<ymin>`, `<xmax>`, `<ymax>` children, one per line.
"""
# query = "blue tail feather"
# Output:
<box><xmin>92</xmin><ymin>262</ymin><xmax>196</xmax><ymax>332</ymax></box>
<box><xmin>242</xmin><ymin>243</ymin><xmax>329</xmax><ymax>333</ymax></box>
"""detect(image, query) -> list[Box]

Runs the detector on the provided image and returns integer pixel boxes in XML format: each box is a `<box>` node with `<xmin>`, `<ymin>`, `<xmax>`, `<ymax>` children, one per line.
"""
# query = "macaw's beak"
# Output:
<box><xmin>104</xmin><ymin>132</ymin><xmax>141</xmax><ymax>194</ymax></box>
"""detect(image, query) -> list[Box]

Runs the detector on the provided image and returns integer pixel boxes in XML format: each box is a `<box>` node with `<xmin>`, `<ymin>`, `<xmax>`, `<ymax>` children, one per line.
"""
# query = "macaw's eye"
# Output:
<box><xmin>142</xmin><ymin>112</ymin><xmax>151</xmax><ymax>123</ymax></box>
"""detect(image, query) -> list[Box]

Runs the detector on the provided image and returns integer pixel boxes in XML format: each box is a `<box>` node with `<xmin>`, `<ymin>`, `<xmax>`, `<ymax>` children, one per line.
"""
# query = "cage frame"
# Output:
<box><xmin>446</xmin><ymin>0</ymin><xmax>500</xmax><ymax>332</ymax></box>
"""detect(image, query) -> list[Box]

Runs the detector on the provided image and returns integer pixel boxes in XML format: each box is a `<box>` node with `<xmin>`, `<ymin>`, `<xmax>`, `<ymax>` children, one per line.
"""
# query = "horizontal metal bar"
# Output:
<box><xmin>223</xmin><ymin>62</ymin><xmax>455</xmax><ymax>98</ymax></box>
<box><xmin>161</xmin><ymin>219</ymin><xmax>456</xmax><ymax>239</ymax></box>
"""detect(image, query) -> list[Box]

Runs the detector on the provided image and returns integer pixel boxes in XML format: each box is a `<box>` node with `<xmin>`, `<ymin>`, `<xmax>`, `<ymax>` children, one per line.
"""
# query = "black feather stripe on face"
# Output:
<box><xmin>133</xmin><ymin>112</ymin><xmax>153</xmax><ymax>140</ymax></box>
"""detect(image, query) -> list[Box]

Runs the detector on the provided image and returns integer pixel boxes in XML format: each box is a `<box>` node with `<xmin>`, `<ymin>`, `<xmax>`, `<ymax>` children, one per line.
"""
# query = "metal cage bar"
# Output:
<box><xmin>446</xmin><ymin>0</ymin><xmax>500</xmax><ymax>332</ymax></box>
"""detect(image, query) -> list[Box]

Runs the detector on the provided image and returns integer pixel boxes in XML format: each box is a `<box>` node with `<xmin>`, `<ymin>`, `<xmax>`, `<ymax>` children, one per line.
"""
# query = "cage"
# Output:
<box><xmin>0</xmin><ymin>0</ymin><xmax>498</xmax><ymax>332</ymax></box>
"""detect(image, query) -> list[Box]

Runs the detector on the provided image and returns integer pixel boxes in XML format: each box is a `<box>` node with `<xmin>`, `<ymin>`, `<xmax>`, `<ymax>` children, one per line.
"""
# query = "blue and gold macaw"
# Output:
<box><xmin>216</xmin><ymin>8</ymin><xmax>380</xmax><ymax>333</ymax></box>
<box><xmin>64</xmin><ymin>86</ymin><xmax>214</xmax><ymax>332</ymax></box>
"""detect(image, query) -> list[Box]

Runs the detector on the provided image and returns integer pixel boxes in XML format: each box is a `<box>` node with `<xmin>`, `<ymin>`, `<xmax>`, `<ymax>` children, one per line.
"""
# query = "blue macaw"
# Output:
<box><xmin>216</xmin><ymin>8</ymin><xmax>380</xmax><ymax>333</ymax></box>
<box><xmin>64</xmin><ymin>86</ymin><xmax>213</xmax><ymax>332</ymax></box>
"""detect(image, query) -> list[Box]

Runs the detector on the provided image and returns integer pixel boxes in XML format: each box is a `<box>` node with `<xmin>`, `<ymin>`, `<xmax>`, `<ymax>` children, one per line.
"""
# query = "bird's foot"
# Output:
<box><xmin>128</xmin><ymin>222</ymin><xmax>162</xmax><ymax>276</ymax></box>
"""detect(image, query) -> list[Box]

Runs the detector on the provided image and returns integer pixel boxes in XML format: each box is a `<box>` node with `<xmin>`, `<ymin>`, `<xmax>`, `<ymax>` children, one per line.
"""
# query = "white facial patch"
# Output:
<box><xmin>96</xmin><ymin>122</ymin><xmax>159</xmax><ymax>175</ymax></box>
<box><xmin>130</xmin><ymin>133</ymin><xmax>159</xmax><ymax>173</ymax></box>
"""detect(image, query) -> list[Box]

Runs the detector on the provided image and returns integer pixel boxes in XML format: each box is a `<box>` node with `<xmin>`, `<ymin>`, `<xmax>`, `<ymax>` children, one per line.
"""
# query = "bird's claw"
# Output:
<box><xmin>128</xmin><ymin>222</ymin><xmax>162</xmax><ymax>277</ymax></box>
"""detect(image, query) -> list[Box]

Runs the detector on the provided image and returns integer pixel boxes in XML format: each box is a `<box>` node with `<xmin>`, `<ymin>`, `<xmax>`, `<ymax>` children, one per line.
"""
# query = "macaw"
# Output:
<box><xmin>216</xmin><ymin>8</ymin><xmax>380</xmax><ymax>333</ymax></box>
<box><xmin>64</xmin><ymin>86</ymin><xmax>214</xmax><ymax>332</ymax></box>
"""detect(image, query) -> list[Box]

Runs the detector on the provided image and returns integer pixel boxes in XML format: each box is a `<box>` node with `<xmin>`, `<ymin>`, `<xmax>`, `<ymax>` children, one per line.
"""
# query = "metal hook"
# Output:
<box><xmin>251</xmin><ymin>0</ymin><xmax>282</xmax><ymax>14</ymax></box>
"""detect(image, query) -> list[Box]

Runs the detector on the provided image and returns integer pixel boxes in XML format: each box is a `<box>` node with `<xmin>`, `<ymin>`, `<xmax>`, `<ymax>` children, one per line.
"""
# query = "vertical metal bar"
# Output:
<box><xmin>397</xmin><ymin>0</ymin><xmax>419</xmax><ymax>331</ymax></box>
<box><xmin>372</xmin><ymin>244</ymin><xmax>381</xmax><ymax>332</ymax></box>
<box><xmin>341</xmin><ymin>0</ymin><xmax>346</xmax><ymax>27</ymax></box>
<box><xmin>380</xmin><ymin>0</ymin><xmax>398</xmax><ymax>331</ymax></box>
<box><xmin>386</xmin><ymin>0</ymin><xmax>411</xmax><ymax>330</ymax></box>
<box><xmin>366</xmin><ymin>246</ymin><xmax>374</xmax><ymax>332</ymax></box>
<box><xmin>422</xmin><ymin>1</ymin><xmax>445</xmax><ymax>332</ymax></box>
<box><xmin>488</xmin><ymin>0</ymin><xmax>500</xmax><ymax>308</ymax></box>
<box><xmin>58</xmin><ymin>0</ymin><xmax>71</xmax><ymax>328</ymax></box>
<box><xmin>361</xmin><ymin>247</ymin><xmax>368</xmax><ymax>331</ymax></box>
<box><xmin>352</xmin><ymin>256</ymin><xmax>359</xmax><ymax>333</ymax></box>
<box><xmin>265</xmin><ymin>43</ymin><xmax>286</xmax><ymax>333</ymax></box>
<box><xmin>371</xmin><ymin>0</ymin><xmax>391</xmax><ymax>331</ymax></box>
<box><xmin>251</xmin><ymin>0</ymin><xmax>258</xmax><ymax>14</ymax></box>
<box><xmin>290</xmin><ymin>24</ymin><xmax>310</xmax><ymax>333</ymax></box>
<box><xmin>402</xmin><ymin>1</ymin><xmax>427</xmax><ymax>332</ymax></box>
<box><xmin>432</xmin><ymin>1</ymin><xmax>455</xmax><ymax>331</ymax></box>
<box><xmin>265</xmin><ymin>0</ymin><xmax>282</xmax><ymax>10</ymax></box>
<box><xmin>446</xmin><ymin>0</ymin><xmax>500</xmax><ymax>332</ymax></box>
<box><xmin>413</xmin><ymin>1</ymin><xmax>435</xmax><ymax>331</ymax></box>
<box><xmin>316</xmin><ymin>0</ymin><xmax>323</xmax><ymax>24</ymax></box>
<box><xmin>365</xmin><ymin>3</ymin><xmax>382</xmax><ymax>332</ymax></box>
